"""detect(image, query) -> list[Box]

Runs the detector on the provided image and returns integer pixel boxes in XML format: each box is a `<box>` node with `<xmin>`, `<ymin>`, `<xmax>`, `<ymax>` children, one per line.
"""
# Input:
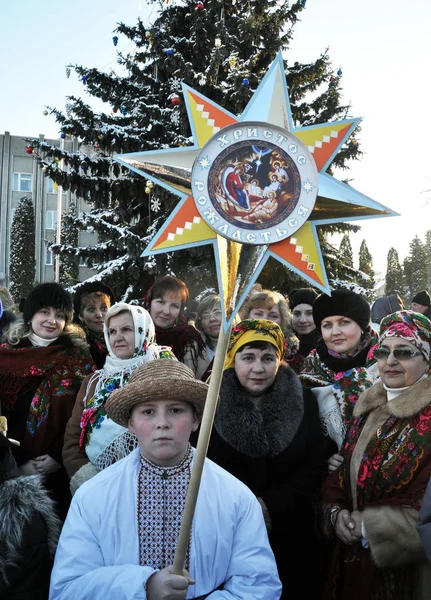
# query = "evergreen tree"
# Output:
<box><xmin>57</xmin><ymin>208</ymin><xmax>80</xmax><ymax>287</ymax></box>
<box><xmin>339</xmin><ymin>234</ymin><xmax>354</xmax><ymax>268</ymax></box>
<box><xmin>358</xmin><ymin>238</ymin><xmax>375</xmax><ymax>297</ymax></box>
<box><xmin>403</xmin><ymin>235</ymin><xmax>428</xmax><ymax>298</ymax></box>
<box><xmin>385</xmin><ymin>248</ymin><xmax>403</xmax><ymax>296</ymax></box>
<box><xmin>28</xmin><ymin>0</ymin><xmax>361</xmax><ymax>298</ymax></box>
<box><xmin>9</xmin><ymin>196</ymin><xmax>36</xmax><ymax>302</ymax></box>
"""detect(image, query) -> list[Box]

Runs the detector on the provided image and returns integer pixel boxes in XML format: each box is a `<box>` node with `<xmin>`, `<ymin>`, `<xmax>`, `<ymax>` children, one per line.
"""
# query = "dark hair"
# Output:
<box><xmin>151</xmin><ymin>276</ymin><xmax>189</xmax><ymax>310</ymax></box>
<box><xmin>236</xmin><ymin>341</ymin><xmax>278</xmax><ymax>354</ymax></box>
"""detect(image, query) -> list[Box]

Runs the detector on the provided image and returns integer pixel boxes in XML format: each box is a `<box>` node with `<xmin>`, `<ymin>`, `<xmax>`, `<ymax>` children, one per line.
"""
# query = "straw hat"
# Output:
<box><xmin>105</xmin><ymin>359</ymin><xmax>208</xmax><ymax>428</ymax></box>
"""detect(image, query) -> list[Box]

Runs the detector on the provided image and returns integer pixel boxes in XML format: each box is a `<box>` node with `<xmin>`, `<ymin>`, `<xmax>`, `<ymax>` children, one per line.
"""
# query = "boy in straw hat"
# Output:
<box><xmin>50</xmin><ymin>360</ymin><xmax>281</xmax><ymax>599</ymax></box>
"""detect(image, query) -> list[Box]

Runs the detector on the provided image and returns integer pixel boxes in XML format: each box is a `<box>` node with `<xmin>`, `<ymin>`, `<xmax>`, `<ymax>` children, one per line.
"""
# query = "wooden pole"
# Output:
<box><xmin>171</xmin><ymin>323</ymin><xmax>232</xmax><ymax>575</ymax></box>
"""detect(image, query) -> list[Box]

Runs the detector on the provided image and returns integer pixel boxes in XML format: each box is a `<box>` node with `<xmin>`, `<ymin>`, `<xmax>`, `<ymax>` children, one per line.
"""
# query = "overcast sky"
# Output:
<box><xmin>1</xmin><ymin>0</ymin><xmax>429</xmax><ymax>274</ymax></box>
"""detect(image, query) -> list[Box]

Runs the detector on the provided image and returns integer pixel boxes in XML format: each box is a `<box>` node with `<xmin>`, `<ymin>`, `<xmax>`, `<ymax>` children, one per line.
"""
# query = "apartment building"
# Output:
<box><xmin>0</xmin><ymin>131</ymin><xmax>96</xmax><ymax>287</ymax></box>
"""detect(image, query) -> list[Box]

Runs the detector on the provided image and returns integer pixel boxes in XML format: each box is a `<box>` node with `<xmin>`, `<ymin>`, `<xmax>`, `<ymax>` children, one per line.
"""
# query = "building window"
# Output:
<box><xmin>46</xmin><ymin>210</ymin><xmax>57</xmax><ymax>230</ymax></box>
<box><xmin>47</xmin><ymin>178</ymin><xmax>57</xmax><ymax>194</ymax></box>
<box><xmin>79</xmin><ymin>256</ymin><xmax>88</xmax><ymax>267</ymax></box>
<box><xmin>13</xmin><ymin>173</ymin><xmax>32</xmax><ymax>192</ymax></box>
<box><xmin>45</xmin><ymin>247</ymin><xmax>54</xmax><ymax>266</ymax></box>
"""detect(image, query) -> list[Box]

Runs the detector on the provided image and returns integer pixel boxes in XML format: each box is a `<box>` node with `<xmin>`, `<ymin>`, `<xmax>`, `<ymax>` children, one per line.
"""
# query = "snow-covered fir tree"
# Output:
<box><xmin>358</xmin><ymin>239</ymin><xmax>375</xmax><ymax>298</ymax></box>
<box><xmin>28</xmin><ymin>0</ymin><xmax>362</xmax><ymax>299</ymax></box>
<box><xmin>385</xmin><ymin>247</ymin><xmax>404</xmax><ymax>298</ymax></box>
<box><xmin>339</xmin><ymin>234</ymin><xmax>354</xmax><ymax>267</ymax></box>
<box><xmin>9</xmin><ymin>196</ymin><xmax>36</xmax><ymax>302</ymax></box>
<box><xmin>320</xmin><ymin>227</ymin><xmax>371</xmax><ymax>296</ymax></box>
<box><xmin>59</xmin><ymin>208</ymin><xmax>80</xmax><ymax>287</ymax></box>
<box><xmin>403</xmin><ymin>235</ymin><xmax>428</xmax><ymax>299</ymax></box>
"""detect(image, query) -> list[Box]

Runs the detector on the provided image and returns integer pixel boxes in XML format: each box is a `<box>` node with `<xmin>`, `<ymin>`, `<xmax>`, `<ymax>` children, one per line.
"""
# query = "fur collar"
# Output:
<box><xmin>215</xmin><ymin>364</ymin><xmax>304</xmax><ymax>457</ymax></box>
<box><xmin>354</xmin><ymin>376</ymin><xmax>431</xmax><ymax>419</ymax></box>
<box><xmin>0</xmin><ymin>476</ymin><xmax>61</xmax><ymax>587</ymax></box>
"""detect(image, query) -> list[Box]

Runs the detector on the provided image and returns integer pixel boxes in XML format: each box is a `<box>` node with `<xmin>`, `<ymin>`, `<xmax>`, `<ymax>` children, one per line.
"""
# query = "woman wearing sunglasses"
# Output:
<box><xmin>321</xmin><ymin>311</ymin><xmax>431</xmax><ymax>600</ymax></box>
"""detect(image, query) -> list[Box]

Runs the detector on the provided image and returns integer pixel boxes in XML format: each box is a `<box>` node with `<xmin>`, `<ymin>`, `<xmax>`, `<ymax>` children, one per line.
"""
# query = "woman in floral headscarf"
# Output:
<box><xmin>200</xmin><ymin>319</ymin><xmax>328</xmax><ymax>599</ymax></box>
<box><xmin>321</xmin><ymin>311</ymin><xmax>431</xmax><ymax>600</ymax></box>
<box><xmin>62</xmin><ymin>303</ymin><xmax>175</xmax><ymax>493</ymax></box>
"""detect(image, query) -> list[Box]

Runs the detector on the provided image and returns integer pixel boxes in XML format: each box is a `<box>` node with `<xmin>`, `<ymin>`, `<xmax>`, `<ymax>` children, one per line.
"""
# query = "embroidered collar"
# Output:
<box><xmin>139</xmin><ymin>444</ymin><xmax>193</xmax><ymax>476</ymax></box>
<box><xmin>137</xmin><ymin>444</ymin><xmax>193</xmax><ymax>571</ymax></box>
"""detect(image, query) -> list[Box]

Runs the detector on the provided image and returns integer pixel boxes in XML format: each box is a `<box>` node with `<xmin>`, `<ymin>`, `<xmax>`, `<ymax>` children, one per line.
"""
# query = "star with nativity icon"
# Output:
<box><xmin>115</xmin><ymin>53</ymin><xmax>397</xmax><ymax>330</ymax></box>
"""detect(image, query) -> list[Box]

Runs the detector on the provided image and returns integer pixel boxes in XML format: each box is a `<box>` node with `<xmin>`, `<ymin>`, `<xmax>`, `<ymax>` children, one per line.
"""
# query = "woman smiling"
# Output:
<box><xmin>321</xmin><ymin>311</ymin><xmax>431</xmax><ymax>599</ymax></box>
<box><xmin>300</xmin><ymin>290</ymin><xmax>379</xmax><ymax>471</ymax></box>
<box><xmin>143</xmin><ymin>276</ymin><xmax>205</xmax><ymax>376</ymax></box>
<box><xmin>0</xmin><ymin>283</ymin><xmax>94</xmax><ymax>518</ymax></box>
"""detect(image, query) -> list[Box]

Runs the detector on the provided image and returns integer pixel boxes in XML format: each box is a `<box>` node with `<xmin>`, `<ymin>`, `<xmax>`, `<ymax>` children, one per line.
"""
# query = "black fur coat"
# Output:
<box><xmin>0</xmin><ymin>474</ymin><xmax>61</xmax><ymax>599</ymax></box>
<box><xmin>202</xmin><ymin>364</ymin><xmax>328</xmax><ymax>597</ymax></box>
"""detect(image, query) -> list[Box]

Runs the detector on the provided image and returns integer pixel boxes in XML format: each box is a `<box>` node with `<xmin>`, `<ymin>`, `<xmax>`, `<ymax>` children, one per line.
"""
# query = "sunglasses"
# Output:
<box><xmin>374</xmin><ymin>347</ymin><xmax>424</xmax><ymax>361</ymax></box>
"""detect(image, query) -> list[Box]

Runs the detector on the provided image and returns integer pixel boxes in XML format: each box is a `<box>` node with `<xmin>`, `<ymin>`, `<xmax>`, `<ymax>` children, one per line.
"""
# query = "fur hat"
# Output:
<box><xmin>412</xmin><ymin>291</ymin><xmax>431</xmax><ymax>308</ymax></box>
<box><xmin>23</xmin><ymin>283</ymin><xmax>73</xmax><ymax>325</ymax></box>
<box><xmin>105</xmin><ymin>359</ymin><xmax>208</xmax><ymax>428</ymax></box>
<box><xmin>289</xmin><ymin>288</ymin><xmax>318</xmax><ymax>310</ymax></box>
<box><xmin>73</xmin><ymin>281</ymin><xmax>116</xmax><ymax>320</ymax></box>
<box><xmin>313</xmin><ymin>289</ymin><xmax>370</xmax><ymax>331</ymax></box>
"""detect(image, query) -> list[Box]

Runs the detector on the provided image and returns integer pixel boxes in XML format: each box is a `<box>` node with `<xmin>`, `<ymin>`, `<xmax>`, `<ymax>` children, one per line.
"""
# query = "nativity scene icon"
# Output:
<box><xmin>211</xmin><ymin>141</ymin><xmax>301</xmax><ymax>230</ymax></box>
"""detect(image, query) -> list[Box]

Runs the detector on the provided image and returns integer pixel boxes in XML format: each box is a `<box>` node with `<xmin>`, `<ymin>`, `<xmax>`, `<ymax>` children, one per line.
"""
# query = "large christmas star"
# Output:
<box><xmin>115</xmin><ymin>53</ymin><xmax>397</xmax><ymax>329</ymax></box>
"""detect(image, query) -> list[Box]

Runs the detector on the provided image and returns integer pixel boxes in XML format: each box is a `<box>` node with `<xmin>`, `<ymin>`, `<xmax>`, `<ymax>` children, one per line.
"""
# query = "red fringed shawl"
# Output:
<box><xmin>0</xmin><ymin>342</ymin><xmax>94</xmax><ymax>460</ymax></box>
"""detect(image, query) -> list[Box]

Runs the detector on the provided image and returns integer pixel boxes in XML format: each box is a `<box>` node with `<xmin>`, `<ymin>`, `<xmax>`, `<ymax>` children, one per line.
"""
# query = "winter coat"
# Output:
<box><xmin>62</xmin><ymin>374</ymin><xmax>98</xmax><ymax>481</ymax></box>
<box><xmin>0</xmin><ymin>331</ymin><xmax>94</xmax><ymax>519</ymax></box>
<box><xmin>321</xmin><ymin>378</ymin><xmax>431</xmax><ymax>600</ymax></box>
<box><xmin>418</xmin><ymin>476</ymin><xmax>431</xmax><ymax>564</ymax></box>
<box><xmin>0</xmin><ymin>474</ymin><xmax>61</xmax><ymax>599</ymax></box>
<box><xmin>199</xmin><ymin>364</ymin><xmax>328</xmax><ymax>598</ymax></box>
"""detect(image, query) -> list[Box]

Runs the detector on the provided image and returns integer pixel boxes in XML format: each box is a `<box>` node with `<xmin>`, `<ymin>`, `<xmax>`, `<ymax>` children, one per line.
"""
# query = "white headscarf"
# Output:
<box><xmin>85</xmin><ymin>303</ymin><xmax>170</xmax><ymax>400</ymax></box>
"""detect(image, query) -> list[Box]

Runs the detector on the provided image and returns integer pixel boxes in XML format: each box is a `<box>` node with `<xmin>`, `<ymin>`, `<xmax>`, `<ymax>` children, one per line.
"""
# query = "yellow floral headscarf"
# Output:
<box><xmin>224</xmin><ymin>319</ymin><xmax>286</xmax><ymax>369</ymax></box>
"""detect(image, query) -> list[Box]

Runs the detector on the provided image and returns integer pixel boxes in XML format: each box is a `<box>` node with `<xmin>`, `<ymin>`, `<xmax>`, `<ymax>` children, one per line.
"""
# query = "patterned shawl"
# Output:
<box><xmin>0</xmin><ymin>339</ymin><xmax>94</xmax><ymax>458</ymax></box>
<box><xmin>300</xmin><ymin>330</ymin><xmax>378</xmax><ymax>432</ymax></box>
<box><xmin>321</xmin><ymin>380</ymin><xmax>431</xmax><ymax>600</ymax></box>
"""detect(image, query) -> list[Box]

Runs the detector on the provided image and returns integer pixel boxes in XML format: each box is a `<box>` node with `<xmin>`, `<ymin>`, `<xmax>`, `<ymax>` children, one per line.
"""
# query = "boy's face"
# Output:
<box><xmin>128</xmin><ymin>399</ymin><xmax>199</xmax><ymax>467</ymax></box>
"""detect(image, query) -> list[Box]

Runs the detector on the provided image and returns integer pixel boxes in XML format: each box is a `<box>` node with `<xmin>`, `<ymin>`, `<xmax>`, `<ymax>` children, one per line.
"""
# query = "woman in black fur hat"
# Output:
<box><xmin>0</xmin><ymin>283</ymin><xmax>94</xmax><ymax>518</ymax></box>
<box><xmin>197</xmin><ymin>319</ymin><xmax>328</xmax><ymax>599</ymax></box>
<box><xmin>300</xmin><ymin>289</ymin><xmax>379</xmax><ymax>472</ymax></box>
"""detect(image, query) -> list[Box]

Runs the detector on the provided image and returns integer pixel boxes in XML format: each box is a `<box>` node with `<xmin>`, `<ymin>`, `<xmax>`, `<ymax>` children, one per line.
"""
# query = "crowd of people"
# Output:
<box><xmin>1</xmin><ymin>278</ymin><xmax>431</xmax><ymax>599</ymax></box>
